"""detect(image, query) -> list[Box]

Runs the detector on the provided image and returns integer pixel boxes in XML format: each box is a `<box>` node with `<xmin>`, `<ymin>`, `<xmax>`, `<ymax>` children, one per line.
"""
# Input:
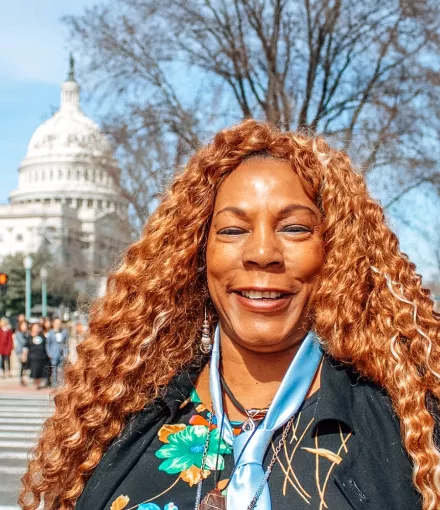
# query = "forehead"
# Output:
<box><xmin>214</xmin><ymin>157</ymin><xmax>316</xmax><ymax>211</ymax></box>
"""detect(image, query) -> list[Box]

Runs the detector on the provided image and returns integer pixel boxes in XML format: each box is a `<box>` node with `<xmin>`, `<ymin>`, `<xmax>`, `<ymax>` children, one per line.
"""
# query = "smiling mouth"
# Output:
<box><xmin>235</xmin><ymin>290</ymin><xmax>291</xmax><ymax>300</ymax></box>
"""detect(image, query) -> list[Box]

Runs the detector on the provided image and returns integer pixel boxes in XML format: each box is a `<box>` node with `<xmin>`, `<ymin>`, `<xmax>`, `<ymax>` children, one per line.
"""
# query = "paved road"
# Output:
<box><xmin>0</xmin><ymin>394</ymin><xmax>52</xmax><ymax>509</ymax></box>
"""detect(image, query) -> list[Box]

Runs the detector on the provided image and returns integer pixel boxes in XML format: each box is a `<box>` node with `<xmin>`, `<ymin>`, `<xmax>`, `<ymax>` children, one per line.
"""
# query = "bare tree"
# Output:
<box><xmin>64</xmin><ymin>0</ymin><xmax>440</xmax><ymax>228</ymax></box>
<box><xmin>388</xmin><ymin>182</ymin><xmax>440</xmax><ymax>281</ymax></box>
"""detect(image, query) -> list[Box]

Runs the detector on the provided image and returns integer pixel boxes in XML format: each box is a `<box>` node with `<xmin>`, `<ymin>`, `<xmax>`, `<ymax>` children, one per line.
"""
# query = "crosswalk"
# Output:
<box><xmin>0</xmin><ymin>394</ymin><xmax>53</xmax><ymax>509</ymax></box>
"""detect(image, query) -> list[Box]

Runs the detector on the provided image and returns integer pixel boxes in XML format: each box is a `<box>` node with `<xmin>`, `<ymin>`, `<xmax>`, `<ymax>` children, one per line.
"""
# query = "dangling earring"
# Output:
<box><xmin>200</xmin><ymin>306</ymin><xmax>212</xmax><ymax>353</ymax></box>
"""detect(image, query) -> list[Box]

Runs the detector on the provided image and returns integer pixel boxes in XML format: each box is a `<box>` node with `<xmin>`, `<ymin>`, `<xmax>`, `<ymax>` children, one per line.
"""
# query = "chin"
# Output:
<box><xmin>231</xmin><ymin>305</ymin><xmax>311</xmax><ymax>351</ymax></box>
<box><xmin>229</xmin><ymin>325</ymin><xmax>305</xmax><ymax>353</ymax></box>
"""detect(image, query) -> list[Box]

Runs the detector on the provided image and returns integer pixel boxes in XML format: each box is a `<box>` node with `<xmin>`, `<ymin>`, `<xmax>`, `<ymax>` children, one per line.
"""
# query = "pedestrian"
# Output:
<box><xmin>46</xmin><ymin>317</ymin><xmax>69</xmax><ymax>387</ymax></box>
<box><xmin>0</xmin><ymin>317</ymin><xmax>13</xmax><ymax>378</ymax></box>
<box><xmin>16</xmin><ymin>313</ymin><xmax>25</xmax><ymax>329</ymax></box>
<box><xmin>22</xmin><ymin>322</ymin><xmax>50</xmax><ymax>390</ymax></box>
<box><xmin>14</xmin><ymin>320</ymin><xmax>31</xmax><ymax>386</ymax></box>
<box><xmin>69</xmin><ymin>321</ymin><xmax>87</xmax><ymax>364</ymax></box>
<box><xmin>43</xmin><ymin>317</ymin><xmax>52</xmax><ymax>336</ymax></box>
<box><xmin>20</xmin><ymin>120</ymin><xmax>440</xmax><ymax>510</ymax></box>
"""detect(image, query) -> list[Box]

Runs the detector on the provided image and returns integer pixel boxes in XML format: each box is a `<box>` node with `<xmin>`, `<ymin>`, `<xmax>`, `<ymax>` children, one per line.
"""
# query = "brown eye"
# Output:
<box><xmin>218</xmin><ymin>228</ymin><xmax>245</xmax><ymax>235</ymax></box>
<box><xmin>281</xmin><ymin>225</ymin><xmax>312</xmax><ymax>234</ymax></box>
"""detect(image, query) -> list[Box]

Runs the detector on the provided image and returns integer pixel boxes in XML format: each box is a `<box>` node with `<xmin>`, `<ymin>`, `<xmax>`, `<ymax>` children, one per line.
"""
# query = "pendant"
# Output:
<box><xmin>242</xmin><ymin>408</ymin><xmax>263</xmax><ymax>432</ymax></box>
<box><xmin>198</xmin><ymin>489</ymin><xmax>227</xmax><ymax>510</ymax></box>
<box><xmin>242</xmin><ymin>417</ymin><xmax>255</xmax><ymax>432</ymax></box>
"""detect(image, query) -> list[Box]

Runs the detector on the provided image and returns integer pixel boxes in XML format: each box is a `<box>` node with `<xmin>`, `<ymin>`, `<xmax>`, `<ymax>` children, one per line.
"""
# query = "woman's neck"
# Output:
<box><xmin>195</xmin><ymin>332</ymin><xmax>322</xmax><ymax>422</ymax></box>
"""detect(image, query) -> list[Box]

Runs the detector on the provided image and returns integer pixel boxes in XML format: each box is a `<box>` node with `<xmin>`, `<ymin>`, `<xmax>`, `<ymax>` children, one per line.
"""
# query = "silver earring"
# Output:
<box><xmin>200</xmin><ymin>306</ymin><xmax>212</xmax><ymax>353</ymax></box>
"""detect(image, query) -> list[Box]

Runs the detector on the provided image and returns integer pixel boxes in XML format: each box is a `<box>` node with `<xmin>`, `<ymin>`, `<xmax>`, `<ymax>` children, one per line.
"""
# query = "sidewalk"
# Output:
<box><xmin>0</xmin><ymin>376</ymin><xmax>52</xmax><ymax>397</ymax></box>
<box><xmin>0</xmin><ymin>352</ymin><xmax>53</xmax><ymax>396</ymax></box>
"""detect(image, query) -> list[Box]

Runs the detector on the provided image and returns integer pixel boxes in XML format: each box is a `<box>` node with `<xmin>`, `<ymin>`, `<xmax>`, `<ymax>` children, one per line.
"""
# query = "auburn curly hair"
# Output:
<box><xmin>20</xmin><ymin>120</ymin><xmax>440</xmax><ymax>509</ymax></box>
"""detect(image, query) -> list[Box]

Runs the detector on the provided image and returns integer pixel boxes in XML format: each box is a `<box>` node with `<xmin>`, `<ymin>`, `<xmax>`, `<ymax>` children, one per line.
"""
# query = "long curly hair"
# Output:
<box><xmin>20</xmin><ymin>120</ymin><xmax>440</xmax><ymax>509</ymax></box>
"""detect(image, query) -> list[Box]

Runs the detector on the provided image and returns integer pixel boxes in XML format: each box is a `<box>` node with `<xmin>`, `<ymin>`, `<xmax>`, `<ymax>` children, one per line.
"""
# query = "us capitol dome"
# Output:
<box><xmin>0</xmin><ymin>57</ymin><xmax>130</xmax><ymax>288</ymax></box>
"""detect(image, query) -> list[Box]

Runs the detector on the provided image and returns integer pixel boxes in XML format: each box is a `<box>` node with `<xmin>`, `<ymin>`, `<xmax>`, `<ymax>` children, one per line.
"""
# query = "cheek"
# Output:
<box><xmin>206</xmin><ymin>235</ymin><xmax>239</xmax><ymax>279</ymax></box>
<box><xmin>206</xmin><ymin>235</ymin><xmax>226</xmax><ymax>294</ymax></box>
<box><xmin>289</xmin><ymin>241</ymin><xmax>325</xmax><ymax>279</ymax></box>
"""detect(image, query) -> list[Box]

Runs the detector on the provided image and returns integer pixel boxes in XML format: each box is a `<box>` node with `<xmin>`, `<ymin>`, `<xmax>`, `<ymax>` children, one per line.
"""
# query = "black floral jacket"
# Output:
<box><xmin>76</xmin><ymin>356</ymin><xmax>439</xmax><ymax>510</ymax></box>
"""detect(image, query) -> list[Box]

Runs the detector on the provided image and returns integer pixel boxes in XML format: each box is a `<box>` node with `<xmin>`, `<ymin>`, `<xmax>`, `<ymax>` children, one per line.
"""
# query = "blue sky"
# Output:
<box><xmin>0</xmin><ymin>1</ymin><xmax>438</xmax><ymax>284</ymax></box>
<box><xmin>0</xmin><ymin>0</ymin><xmax>96</xmax><ymax>203</ymax></box>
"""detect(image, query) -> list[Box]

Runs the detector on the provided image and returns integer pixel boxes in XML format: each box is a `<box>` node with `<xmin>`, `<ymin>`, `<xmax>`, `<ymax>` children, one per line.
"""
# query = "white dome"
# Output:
<box><xmin>10</xmin><ymin>60</ymin><xmax>128</xmax><ymax>217</ymax></box>
<box><xmin>25</xmin><ymin>80</ymin><xmax>111</xmax><ymax>160</ymax></box>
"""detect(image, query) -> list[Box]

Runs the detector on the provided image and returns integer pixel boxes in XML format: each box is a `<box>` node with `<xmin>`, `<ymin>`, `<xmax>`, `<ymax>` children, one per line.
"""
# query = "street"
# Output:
<box><xmin>0</xmin><ymin>389</ymin><xmax>52</xmax><ymax>509</ymax></box>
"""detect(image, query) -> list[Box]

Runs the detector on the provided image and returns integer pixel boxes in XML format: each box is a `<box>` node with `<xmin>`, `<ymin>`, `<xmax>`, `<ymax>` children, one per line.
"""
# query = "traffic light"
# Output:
<box><xmin>0</xmin><ymin>273</ymin><xmax>8</xmax><ymax>296</ymax></box>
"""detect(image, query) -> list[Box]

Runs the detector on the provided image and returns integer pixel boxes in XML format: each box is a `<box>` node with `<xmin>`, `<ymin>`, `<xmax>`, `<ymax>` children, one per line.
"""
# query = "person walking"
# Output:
<box><xmin>0</xmin><ymin>318</ymin><xmax>13</xmax><ymax>378</ymax></box>
<box><xmin>22</xmin><ymin>323</ymin><xmax>50</xmax><ymax>390</ymax></box>
<box><xmin>16</xmin><ymin>313</ymin><xmax>25</xmax><ymax>329</ymax></box>
<box><xmin>43</xmin><ymin>317</ymin><xmax>52</xmax><ymax>336</ymax></box>
<box><xmin>46</xmin><ymin>318</ymin><xmax>69</xmax><ymax>387</ymax></box>
<box><xmin>14</xmin><ymin>320</ymin><xmax>31</xmax><ymax>386</ymax></box>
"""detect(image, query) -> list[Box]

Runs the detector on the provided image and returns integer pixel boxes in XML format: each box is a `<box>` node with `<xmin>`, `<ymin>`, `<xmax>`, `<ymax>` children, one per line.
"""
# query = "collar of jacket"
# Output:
<box><xmin>161</xmin><ymin>353</ymin><xmax>210</xmax><ymax>419</ymax></box>
<box><xmin>162</xmin><ymin>355</ymin><xmax>357</xmax><ymax>433</ymax></box>
<box><xmin>311</xmin><ymin>356</ymin><xmax>357</xmax><ymax>434</ymax></box>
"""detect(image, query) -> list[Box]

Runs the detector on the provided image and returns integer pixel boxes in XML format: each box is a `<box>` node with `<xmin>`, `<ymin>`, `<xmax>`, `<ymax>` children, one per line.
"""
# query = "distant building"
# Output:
<box><xmin>0</xmin><ymin>57</ymin><xmax>130</xmax><ymax>291</ymax></box>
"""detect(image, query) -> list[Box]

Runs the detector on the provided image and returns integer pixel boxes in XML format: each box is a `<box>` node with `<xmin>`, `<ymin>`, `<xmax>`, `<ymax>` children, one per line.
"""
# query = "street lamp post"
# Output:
<box><xmin>23</xmin><ymin>255</ymin><xmax>33</xmax><ymax>321</ymax></box>
<box><xmin>40</xmin><ymin>266</ymin><xmax>48</xmax><ymax>317</ymax></box>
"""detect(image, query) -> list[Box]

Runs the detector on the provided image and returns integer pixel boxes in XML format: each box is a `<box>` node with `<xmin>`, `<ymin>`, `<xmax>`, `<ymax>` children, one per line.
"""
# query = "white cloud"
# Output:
<box><xmin>0</xmin><ymin>0</ymin><xmax>96</xmax><ymax>84</ymax></box>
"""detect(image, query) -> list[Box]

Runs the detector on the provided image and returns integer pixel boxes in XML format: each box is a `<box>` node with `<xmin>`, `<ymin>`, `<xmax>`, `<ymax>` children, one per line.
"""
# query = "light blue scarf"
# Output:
<box><xmin>210</xmin><ymin>325</ymin><xmax>323</xmax><ymax>510</ymax></box>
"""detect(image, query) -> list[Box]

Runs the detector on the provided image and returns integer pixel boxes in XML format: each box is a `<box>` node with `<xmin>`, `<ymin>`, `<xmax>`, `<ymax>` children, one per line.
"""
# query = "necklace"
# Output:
<box><xmin>220</xmin><ymin>373</ymin><xmax>269</xmax><ymax>432</ymax></box>
<box><xmin>195</xmin><ymin>410</ymin><xmax>294</xmax><ymax>510</ymax></box>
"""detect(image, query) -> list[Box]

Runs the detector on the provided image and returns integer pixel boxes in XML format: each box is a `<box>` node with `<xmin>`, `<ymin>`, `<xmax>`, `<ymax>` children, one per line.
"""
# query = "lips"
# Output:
<box><xmin>231</xmin><ymin>287</ymin><xmax>294</xmax><ymax>298</ymax></box>
<box><xmin>240</xmin><ymin>290</ymin><xmax>284</xmax><ymax>299</ymax></box>
<box><xmin>230</xmin><ymin>287</ymin><xmax>296</xmax><ymax>313</ymax></box>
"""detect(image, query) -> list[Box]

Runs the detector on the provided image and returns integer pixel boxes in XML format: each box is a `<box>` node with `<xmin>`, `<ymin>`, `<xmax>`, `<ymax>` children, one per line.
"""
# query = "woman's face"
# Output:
<box><xmin>20</xmin><ymin>321</ymin><xmax>28</xmax><ymax>332</ymax></box>
<box><xmin>206</xmin><ymin>157</ymin><xmax>324</xmax><ymax>353</ymax></box>
<box><xmin>31</xmin><ymin>323</ymin><xmax>42</xmax><ymax>336</ymax></box>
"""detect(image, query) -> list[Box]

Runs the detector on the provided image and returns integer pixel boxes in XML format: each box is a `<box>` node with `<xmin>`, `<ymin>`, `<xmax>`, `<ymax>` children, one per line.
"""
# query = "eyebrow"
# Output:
<box><xmin>215</xmin><ymin>204</ymin><xmax>319</xmax><ymax>219</ymax></box>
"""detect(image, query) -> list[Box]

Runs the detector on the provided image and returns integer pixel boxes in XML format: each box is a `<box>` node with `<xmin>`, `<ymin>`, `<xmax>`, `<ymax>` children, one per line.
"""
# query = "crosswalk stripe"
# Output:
<box><xmin>0</xmin><ymin>393</ymin><xmax>50</xmax><ymax>504</ymax></box>
<box><xmin>0</xmin><ymin>418</ymin><xmax>45</xmax><ymax>424</ymax></box>
<box><xmin>0</xmin><ymin>440</ymin><xmax>35</xmax><ymax>448</ymax></box>
<box><xmin>0</xmin><ymin>425</ymin><xmax>42</xmax><ymax>431</ymax></box>
<box><xmin>0</xmin><ymin>400</ymin><xmax>50</xmax><ymax>404</ymax></box>
<box><xmin>0</xmin><ymin>432</ymin><xmax>39</xmax><ymax>438</ymax></box>
<box><xmin>1</xmin><ymin>405</ymin><xmax>52</xmax><ymax>414</ymax></box>
<box><xmin>0</xmin><ymin>465</ymin><xmax>26</xmax><ymax>475</ymax></box>
<box><xmin>0</xmin><ymin>414</ymin><xmax>51</xmax><ymax>420</ymax></box>
<box><xmin>0</xmin><ymin>451</ymin><xmax>29</xmax><ymax>459</ymax></box>
<box><xmin>0</xmin><ymin>394</ymin><xmax>51</xmax><ymax>399</ymax></box>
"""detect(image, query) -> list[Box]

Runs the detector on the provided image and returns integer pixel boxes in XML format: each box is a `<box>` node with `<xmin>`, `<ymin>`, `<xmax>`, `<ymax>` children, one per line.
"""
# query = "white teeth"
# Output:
<box><xmin>240</xmin><ymin>290</ymin><xmax>283</xmax><ymax>299</ymax></box>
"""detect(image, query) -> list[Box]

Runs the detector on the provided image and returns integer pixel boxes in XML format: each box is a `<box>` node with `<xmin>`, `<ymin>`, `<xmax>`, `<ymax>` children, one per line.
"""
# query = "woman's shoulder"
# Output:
<box><xmin>323</xmin><ymin>356</ymin><xmax>399</xmax><ymax>433</ymax></box>
<box><xmin>324</xmin><ymin>356</ymin><xmax>439</xmax><ymax>447</ymax></box>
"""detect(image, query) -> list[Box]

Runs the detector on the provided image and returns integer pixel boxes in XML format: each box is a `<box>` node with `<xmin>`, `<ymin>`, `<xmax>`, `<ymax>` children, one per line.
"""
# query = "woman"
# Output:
<box><xmin>20</xmin><ymin>121</ymin><xmax>440</xmax><ymax>510</ymax></box>
<box><xmin>15</xmin><ymin>320</ymin><xmax>31</xmax><ymax>386</ymax></box>
<box><xmin>43</xmin><ymin>317</ymin><xmax>53</xmax><ymax>336</ymax></box>
<box><xmin>46</xmin><ymin>318</ymin><xmax>69</xmax><ymax>387</ymax></box>
<box><xmin>0</xmin><ymin>317</ymin><xmax>13</xmax><ymax>378</ymax></box>
<box><xmin>23</xmin><ymin>323</ymin><xmax>50</xmax><ymax>390</ymax></box>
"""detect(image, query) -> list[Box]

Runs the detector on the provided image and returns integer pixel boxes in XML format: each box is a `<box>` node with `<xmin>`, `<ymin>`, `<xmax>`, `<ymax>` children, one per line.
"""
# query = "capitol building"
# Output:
<box><xmin>0</xmin><ymin>59</ymin><xmax>130</xmax><ymax>289</ymax></box>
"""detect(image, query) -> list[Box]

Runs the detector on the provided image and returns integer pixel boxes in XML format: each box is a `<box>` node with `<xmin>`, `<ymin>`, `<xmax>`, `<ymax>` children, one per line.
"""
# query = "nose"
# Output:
<box><xmin>242</xmin><ymin>226</ymin><xmax>284</xmax><ymax>269</ymax></box>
